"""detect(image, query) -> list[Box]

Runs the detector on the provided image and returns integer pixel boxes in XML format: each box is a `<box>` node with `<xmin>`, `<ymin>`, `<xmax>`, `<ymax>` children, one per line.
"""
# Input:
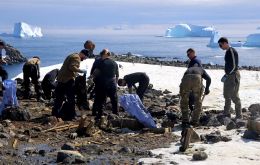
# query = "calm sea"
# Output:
<box><xmin>1</xmin><ymin>34</ymin><xmax>260</xmax><ymax>78</ymax></box>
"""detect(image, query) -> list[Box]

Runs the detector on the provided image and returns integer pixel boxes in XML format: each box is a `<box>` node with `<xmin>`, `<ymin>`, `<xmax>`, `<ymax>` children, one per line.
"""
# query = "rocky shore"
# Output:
<box><xmin>0</xmin><ymin>39</ymin><xmax>27</xmax><ymax>65</ymax></box>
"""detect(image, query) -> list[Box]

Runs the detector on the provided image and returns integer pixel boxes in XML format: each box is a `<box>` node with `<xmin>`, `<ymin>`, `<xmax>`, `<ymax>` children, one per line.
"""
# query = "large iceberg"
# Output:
<box><xmin>165</xmin><ymin>24</ymin><xmax>216</xmax><ymax>38</ymax></box>
<box><xmin>13</xmin><ymin>22</ymin><xmax>43</xmax><ymax>38</ymax></box>
<box><xmin>244</xmin><ymin>33</ymin><xmax>260</xmax><ymax>47</ymax></box>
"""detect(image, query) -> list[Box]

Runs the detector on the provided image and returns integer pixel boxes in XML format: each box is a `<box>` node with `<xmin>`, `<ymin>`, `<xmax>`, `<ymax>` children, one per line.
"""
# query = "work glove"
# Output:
<box><xmin>204</xmin><ymin>88</ymin><xmax>210</xmax><ymax>95</ymax></box>
<box><xmin>80</xmin><ymin>69</ymin><xmax>87</xmax><ymax>75</ymax></box>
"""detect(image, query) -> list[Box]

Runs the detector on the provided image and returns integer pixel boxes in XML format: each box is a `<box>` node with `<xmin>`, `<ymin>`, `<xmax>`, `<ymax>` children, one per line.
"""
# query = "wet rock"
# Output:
<box><xmin>243</xmin><ymin>130</ymin><xmax>260</xmax><ymax>140</ymax></box>
<box><xmin>155</xmin><ymin>154</ymin><xmax>163</xmax><ymax>159</ymax></box>
<box><xmin>1</xmin><ymin>108</ymin><xmax>31</xmax><ymax>121</ymax></box>
<box><xmin>148</xmin><ymin>105</ymin><xmax>166</xmax><ymax>118</ymax></box>
<box><xmin>161</xmin><ymin>119</ymin><xmax>175</xmax><ymax>128</ymax></box>
<box><xmin>221</xmin><ymin>136</ymin><xmax>232</xmax><ymax>142</ymax></box>
<box><xmin>79</xmin><ymin>144</ymin><xmax>103</xmax><ymax>155</ymax></box>
<box><xmin>61</xmin><ymin>142</ymin><xmax>76</xmax><ymax>151</ymax></box>
<box><xmin>118</xmin><ymin>147</ymin><xmax>132</xmax><ymax>154</ymax></box>
<box><xmin>226</xmin><ymin>121</ymin><xmax>237</xmax><ymax>130</ymax></box>
<box><xmin>192</xmin><ymin>151</ymin><xmax>208</xmax><ymax>161</ymax></box>
<box><xmin>32</xmin><ymin>126</ymin><xmax>42</xmax><ymax>132</ymax></box>
<box><xmin>166</xmin><ymin>112</ymin><xmax>179</xmax><ymax>121</ymax></box>
<box><xmin>202</xmin><ymin>131</ymin><xmax>222</xmax><ymax>143</ymax></box>
<box><xmin>57</xmin><ymin>150</ymin><xmax>86</xmax><ymax>163</ymax></box>
<box><xmin>24</xmin><ymin>147</ymin><xmax>37</xmax><ymax>155</ymax></box>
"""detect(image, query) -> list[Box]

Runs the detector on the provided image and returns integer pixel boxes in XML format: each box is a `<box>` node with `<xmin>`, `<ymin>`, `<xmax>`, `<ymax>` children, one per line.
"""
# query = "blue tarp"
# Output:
<box><xmin>0</xmin><ymin>80</ymin><xmax>19</xmax><ymax>114</ymax></box>
<box><xmin>119</xmin><ymin>94</ymin><xmax>157</xmax><ymax>128</ymax></box>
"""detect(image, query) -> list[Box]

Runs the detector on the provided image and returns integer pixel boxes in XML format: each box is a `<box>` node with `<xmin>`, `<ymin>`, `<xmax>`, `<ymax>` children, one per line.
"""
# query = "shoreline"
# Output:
<box><xmin>110</xmin><ymin>54</ymin><xmax>260</xmax><ymax>71</ymax></box>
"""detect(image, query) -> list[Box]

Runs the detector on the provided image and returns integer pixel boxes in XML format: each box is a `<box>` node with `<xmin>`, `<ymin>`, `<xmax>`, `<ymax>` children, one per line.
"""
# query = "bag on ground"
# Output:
<box><xmin>119</xmin><ymin>94</ymin><xmax>156</xmax><ymax>128</ymax></box>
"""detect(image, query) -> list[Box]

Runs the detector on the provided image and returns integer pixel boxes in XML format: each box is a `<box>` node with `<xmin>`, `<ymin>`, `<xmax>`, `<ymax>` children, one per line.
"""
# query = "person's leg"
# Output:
<box><xmin>31</xmin><ymin>65</ymin><xmax>43</xmax><ymax>100</ymax></box>
<box><xmin>136</xmin><ymin>78</ymin><xmax>149</xmax><ymax>102</ymax></box>
<box><xmin>107</xmin><ymin>82</ymin><xmax>118</xmax><ymax>114</ymax></box>
<box><xmin>64</xmin><ymin>79</ymin><xmax>76</xmax><ymax>120</ymax></box>
<box><xmin>189</xmin><ymin>92</ymin><xmax>195</xmax><ymax>112</ymax></box>
<box><xmin>223</xmin><ymin>75</ymin><xmax>234</xmax><ymax>117</ymax></box>
<box><xmin>232</xmin><ymin>71</ymin><xmax>242</xmax><ymax>118</ymax></box>
<box><xmin>93</xmin><ymin>84</ymin><xmax>106</xmax><ymax>120</ymax></box>
<box><xmin>22</xmin><ymin>65</ymin><xmax>31</xmax><ymax>98</ymax></box>
<box><xmin>180</xmin><ymin>77</ymin><xmax>191</xmax><ymax>124</ymax></box>
<box><xmin>52</xmin><ymin>82</ymin><xmax>65</xmax><ymax>117</ymax></box>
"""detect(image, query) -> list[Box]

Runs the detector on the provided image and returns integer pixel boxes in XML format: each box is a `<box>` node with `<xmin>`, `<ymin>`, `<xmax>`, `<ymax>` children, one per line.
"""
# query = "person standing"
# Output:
<box><xmin>186</xmin><ymin>48</ymin><xmax>202</xmax><ymax>112</ymax></box>
<box><xmin>218</xmin><ymin>37</ymin><xmax>242</xmax><ymax>119</ymax></box>
<box><xmin>52</xmin><ymin>49</ymin><xmax>89</xmax><ymax>120</ymax></box>
<box><xmin>22</xmin><ymin>56</ymin><xmax>44</xmax><ymax>102</ymax></box>
<box><xmin>0</xmin><ymin>41</ymin><xmax>7</xmax><ymax>64</ymax></box>
<box><xmin>180</xmin><ymin>67</ymin><xmax>211</xmax><ymax>127</ymax></box>
<box><xmin>91</xmin><ymin>49</ymin><xmax>119</xmax><ymax>120</ymax></box>
<box><xmin>118</xmin><ymin>72</ymin><xmax>150</xmax><ymax>102</ymax></box>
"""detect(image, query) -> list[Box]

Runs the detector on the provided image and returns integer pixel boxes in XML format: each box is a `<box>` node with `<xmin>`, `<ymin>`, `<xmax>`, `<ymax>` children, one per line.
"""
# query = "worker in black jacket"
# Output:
<box><xmin>41</xmin><ymin>69</ymin><xmax>59</xmax><ymax>100</ymax></box>
<box><xmin>180</xmin><ymin>67</ymin><xmax>211</xmax><ymax>127</ymax></box>
<box><xmin>91</xmin><ymin>49</ymin><xmax>119</xmax><ymax>120</ymax></box>
<box><xmin>118</xmin><ymin>72</ymin><xmax>149</xmax><ymax>102</ymax></box>
<box><xmin>218</xmin><ymin>37</ymin><xmax>241</xmax><ymax>119</ymax></box>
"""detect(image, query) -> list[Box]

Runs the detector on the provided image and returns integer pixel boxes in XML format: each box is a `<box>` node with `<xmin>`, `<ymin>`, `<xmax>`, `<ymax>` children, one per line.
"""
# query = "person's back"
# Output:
<box><xmin>188</xmin><ymin>56</ymin><xmax>202</xmax><ymax>68</ymax></box>
<box><xmin>225</xmin><ymin>47</ymin><xmax>238</xmax><ymax>74</ymax></box>
<box><xmin>57</xmin><ymin>53</ymin><xmax>81</xmax><ymax>83</ymax></box>
<box><xmin>124</xmin><ymin>72</ymin><xmax>148</xmax><ymax>87</ymax></box>
<box><xmin>42</xmin><ymin>69</ymin><xmax>59</xmax><ymax>84</ymax></box>
<box><xmin>96</xmin><ymin>58</ymin><xmax>118</xmax><ymax>83</ymax></box>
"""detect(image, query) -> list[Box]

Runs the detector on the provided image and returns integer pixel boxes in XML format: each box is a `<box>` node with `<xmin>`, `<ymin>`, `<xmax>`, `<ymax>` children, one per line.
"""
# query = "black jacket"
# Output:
<box><xmin>225</xmin><ymin>47</ymin><xmax>238</xmax><ymax>74</ymax></box>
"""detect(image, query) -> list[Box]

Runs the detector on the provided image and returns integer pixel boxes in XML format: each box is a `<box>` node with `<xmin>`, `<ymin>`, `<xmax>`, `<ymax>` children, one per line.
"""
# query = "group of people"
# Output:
<box><xmin>180</xmin><ymin>37</ymin><xmax>242</xmax><ymax>128</ymax></box>
<box><xmin>0</xmin><ymin>37</ymin><xmax>242</xmax><ymax>126</ymax></box>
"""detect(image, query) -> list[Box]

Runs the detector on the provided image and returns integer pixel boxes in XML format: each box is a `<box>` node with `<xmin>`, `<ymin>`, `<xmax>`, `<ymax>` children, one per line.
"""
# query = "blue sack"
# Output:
<box><xmin>0</xmin><ymin>80</ymin><xmax>19</xmax><ymax>114</ymax></box>
<box><xmin>119</xmin><ymin>94</ymin><xmax>157</xmax><ymax>128</ymax></box>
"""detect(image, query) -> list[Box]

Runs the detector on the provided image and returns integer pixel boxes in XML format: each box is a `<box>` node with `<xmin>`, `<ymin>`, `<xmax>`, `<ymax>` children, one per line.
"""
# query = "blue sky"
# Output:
<box><xmin>0</xmin><ymin>0</ymin><xmax>260</xmax><ymax>35</ymax></box>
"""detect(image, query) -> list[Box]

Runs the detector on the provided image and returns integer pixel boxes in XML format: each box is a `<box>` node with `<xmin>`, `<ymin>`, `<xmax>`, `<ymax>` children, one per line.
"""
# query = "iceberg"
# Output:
<box><xmin>13</xmin><ymin>22</ymin><xmax>43</xmax><ymax>38</ymax></box>
<box><xmin>165</xmin><ymin>24</ymin><xmax>216</xmax><ymax>38</ymax></box>
<box><xmin>244</xmin><ymin>33</ymin><xmax>260</xmax><ymax>47</ymax></box>
<box><xmin>207</xmin><ymin>32</ymin><xmax>243</xmax><ymax>48</ymax></box>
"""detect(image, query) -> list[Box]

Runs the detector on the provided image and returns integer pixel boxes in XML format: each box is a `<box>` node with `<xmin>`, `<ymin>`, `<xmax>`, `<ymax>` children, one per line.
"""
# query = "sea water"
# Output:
<box><xmin>1</xmin><ymin>34</ymin><xmax>260</xmax><ymax>78</ymax></box>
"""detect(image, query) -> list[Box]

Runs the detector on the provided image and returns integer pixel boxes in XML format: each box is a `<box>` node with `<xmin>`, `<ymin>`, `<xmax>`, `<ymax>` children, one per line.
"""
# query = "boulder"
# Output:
<box><xmin>226</xmin><ymin>121</ymin><xmax>237</xmax><ymax>130</ymax></box>
<box><xmin>243</xmin><ymin>130</ymin><xmax>260</xmax><ymax>140</ymax></box>
<box><xmin>192</xmin><ymin>151</ymin><xmax>208</xmax><ymax>161</ymax></box>
<box><xmin>248</xmin><ymin>104</ymin><xmax>260</xmax><ymax>117</ymax></box>
<box><xmin>1</xmin><ymin>108</ymin><xmax>31</xmax><ymax>121</ymax></box>
<box><xmin>61</xmin><ymin>142</ymin><xmax>76</xmax><ymax>151</ymax></box>
<box><xmin>57</xmin><ymin>150</ymin><xmax>86</xmax><ymax>163</ymax></box>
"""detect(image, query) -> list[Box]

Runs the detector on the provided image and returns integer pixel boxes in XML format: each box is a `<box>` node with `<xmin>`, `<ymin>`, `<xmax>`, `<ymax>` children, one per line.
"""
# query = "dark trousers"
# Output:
<box><xmin>23</xmin><ymin>64</ymin><xmax>41</xmax><ymax>98</ymax></box>
<box><xmin>136</xmin><ymin>77</ymin><xmax>150</xmax><ymax>101</ymax></box>
<box><xmin>42</xmin><ymin>80</ymin><xmax>56</xmax><ymax>100</ymax></box>
<box><xmin>92</xmin><ymin>80</ymin><xmax>118</xmax><ymax>119</ymax></box>
<box><xmin>52</xmin><ymin>79</ymin><xmax>76</xmax><ymax>120</ymax></box>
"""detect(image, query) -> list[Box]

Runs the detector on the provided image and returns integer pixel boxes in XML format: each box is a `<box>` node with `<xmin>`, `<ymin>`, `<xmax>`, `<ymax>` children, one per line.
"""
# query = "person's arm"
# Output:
<box><xmin>69</xmin><ymin>56</ymin><xmax>81</xmax><ymax>73</ymax></box>
<box><xmin>228</xmin><ymin>48</ymin><xmax>237</xmax><ymax>75</ymax></box>
<box><xmin>202</xmin><ymin>70</ymin><xmax>211</xmax><ymax>94</ymax></box>
<box><xmin>36</xmin><ymin>64</ymin><xmax>40</xmax><ymax>79</ymax></box>
<box><xmin>116</xmin><ymin>62</ymin><xmax>119</xmax><ymax>82</ymax></box>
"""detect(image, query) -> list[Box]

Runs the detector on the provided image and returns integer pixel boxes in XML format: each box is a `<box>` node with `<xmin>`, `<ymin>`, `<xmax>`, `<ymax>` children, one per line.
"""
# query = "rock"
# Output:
<box><xmin>79</xmin><ymin>144</ymin><xmax>103</xmax><ymax>155</ymax></box>
<box><xmin>242</xmin><ymin>108</ymin><xmax>247</xmax><ymax>113</ymax></box>
<box><xmin>1</xmin><ymin>108</ymin><xmax>31</xmax><ymax>121</ymax></box>
<box><xmin>247</xmin><ymin>118</ymin><xmax>260</xmax><ymax>134</ymax></box>
<box><xmin>207</xmin><ymin>116</ymin><xmax>222</xmax><ymax>127</ymax></box>
<box><xmin>0</xmin><ymin>133</ymin><xmax>10</xmax><ymax>139</ymax></box>
<box><xmin>203</xmin><ymin>131</ymin><xmax>222</xmax><ymax>143</ymax></box>
<box><xmin>32</xmin><ymin>126</ymin><xmax>42</xmax><ymax>132</ymax></box>
<box><xmin>243</xmin><ymin>130</ymin><xmax>260</xmax><ymax>140</ymax></box>
<box><xmin>39</xmin><ymin>150</ymin><xmax>46</xmax><ymax>157</ymax></box>
<box><xmin>236</xmin><ymin>119</ymin><xmax>247</xmax><ymax>128</ymax></box>
<box><xmin>248</xmin><ymin>104</ymin><xmax>260</xmax><ymax>117</ymax></box>
<box><xmin>57</xmin><ymin>150</ymin><xmax>86</xmax><ymax>163</ymax></box>
<box><xmin>118</xmin><ymin>147</ymin><xmax>132</xmax><ymax>154</ymax></box>
<box><xmin>161</xmin><ymin>119</ymin><xmax>175</xmax><ymax>128</ymax></box>
<box><xmin>109</xmin><ymin>118</ymin><xmax>144</xmax><ymax>131</ymax></box>
<box><xmin>2</xmin><ymin>42</ymin><xmax>27</xmax><ymax>65</ymax></box>
<box><xmin>221</xmin><ymin>136</ymin><xmax>232</xmax><ymax>142</ymax></box>
<box><xmin>148</xmin><ymin>106</ymin><xmax>166</xmax><ymax>118</ymax></box>
<box><xmin>192</xmin><ymin>151</ymin><xmax>208</xmax><ymax>161</ymax></box>
<box><xmin>24</xmin><ymin>147</ymin><xmax>37</xmax><ymax>155</ymax></box>
<box><xmin>190</xmin><ymin>129</ymin><xmax>201</xmax><ymax>143</ymax></box>
<box><xmin>226</xmin><ymin>121</ymin><xmax>237</xmax><ymax>130</ymax></box>
<box><xmin>61</xmin><ymin>142</ymin><xmax>76</xmax><ymax>151</ymax></box>
<box><xmin>163</xmin><ymin>89</ymin><xmax>172</xmax><ymax>94</ymax></box>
